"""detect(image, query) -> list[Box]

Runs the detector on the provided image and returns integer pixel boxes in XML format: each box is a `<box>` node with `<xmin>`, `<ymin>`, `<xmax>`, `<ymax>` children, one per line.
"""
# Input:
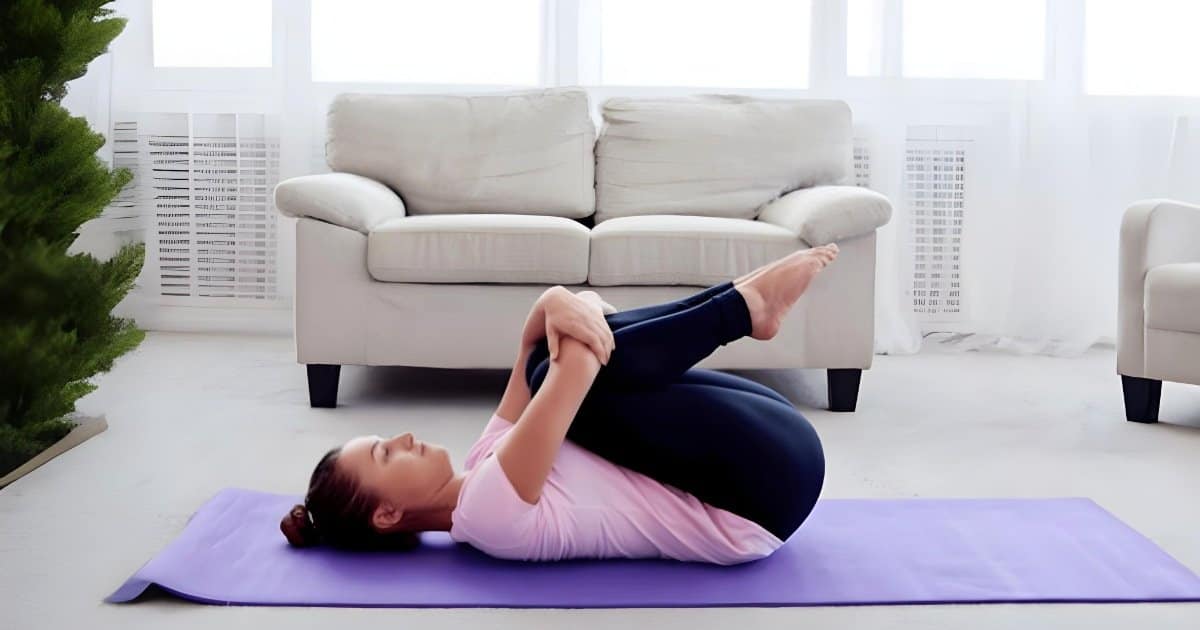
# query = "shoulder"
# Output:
<box><xmin>452</xmin><ymin>452</ymin><xmax>540</xmax><ymax>553</ymax></box>
<box><xmin>462</xmin><ymin>451</ymin><xmax>539</xmax><ymax>512</ymax></box>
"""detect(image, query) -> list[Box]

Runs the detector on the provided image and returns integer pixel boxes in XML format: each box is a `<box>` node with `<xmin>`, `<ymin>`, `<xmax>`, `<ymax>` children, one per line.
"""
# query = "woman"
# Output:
<box><xmin>280</xmin><ymin>243</ymin><xmax>840</xmax><ymax>565</ymax></box>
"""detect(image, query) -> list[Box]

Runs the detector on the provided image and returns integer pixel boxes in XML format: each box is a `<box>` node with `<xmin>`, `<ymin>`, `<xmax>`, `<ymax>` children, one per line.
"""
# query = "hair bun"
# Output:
<box><xmin>280</xmin><ymin>503</ymin><xmax>320</xmax><ymax>547</ymax></box>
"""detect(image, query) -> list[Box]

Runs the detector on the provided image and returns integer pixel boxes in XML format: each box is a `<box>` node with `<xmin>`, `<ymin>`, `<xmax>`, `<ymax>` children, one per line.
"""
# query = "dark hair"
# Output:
<box><xmin>280</xmin><ymin>447</ymin><xmax>421</xmax><ymax>551</ymax></box>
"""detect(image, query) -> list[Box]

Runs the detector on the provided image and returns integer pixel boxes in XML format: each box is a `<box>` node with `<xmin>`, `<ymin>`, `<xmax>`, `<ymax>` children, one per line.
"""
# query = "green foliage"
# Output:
<box><xmin>0</xmin><ymin>1</ymin><xmax>144</xmax><ymax>478</ymax></box>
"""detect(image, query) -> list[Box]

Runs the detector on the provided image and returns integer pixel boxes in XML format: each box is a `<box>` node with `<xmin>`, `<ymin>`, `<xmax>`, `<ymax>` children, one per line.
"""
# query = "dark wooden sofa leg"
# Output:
<box><xmin>307</xmin><ymin>364</ymin><xmax>342</xmax><ymax>408</ymax></box>
<box><xmin>828</xmin><ymin>368</ymin><xmax>862</xmax><ymax>412</ymax></box>
<box><xmin>1121</xmin><ymin>374</ymin><xmax>1161</xmax><ymax>423</ymax></box>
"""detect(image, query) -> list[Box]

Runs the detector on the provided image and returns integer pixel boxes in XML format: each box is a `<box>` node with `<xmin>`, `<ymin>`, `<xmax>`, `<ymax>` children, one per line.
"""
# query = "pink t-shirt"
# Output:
<box><xmin>449</xmin><ymin>413</ymin><xmax>785</xmax><ymax>565</ymax></box>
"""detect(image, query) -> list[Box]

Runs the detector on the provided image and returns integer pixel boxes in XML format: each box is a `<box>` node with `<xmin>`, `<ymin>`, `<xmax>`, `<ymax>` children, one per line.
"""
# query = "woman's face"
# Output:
<box><xmin>337</xmin><ymin>432</ymin><xmax>454</xmax><ymax>524</ymax></box>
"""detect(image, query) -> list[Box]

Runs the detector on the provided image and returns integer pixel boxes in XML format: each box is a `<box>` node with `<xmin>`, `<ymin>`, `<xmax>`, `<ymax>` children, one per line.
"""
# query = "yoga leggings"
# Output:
<box><xmin>524</xmin><ymin>281</ymin><xmax>825</xmax><ymax>542</ymax></box>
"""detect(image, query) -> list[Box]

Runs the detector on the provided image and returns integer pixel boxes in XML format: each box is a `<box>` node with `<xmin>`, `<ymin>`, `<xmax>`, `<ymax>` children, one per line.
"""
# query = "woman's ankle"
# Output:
<box><xmin>721</xmin><ymin>285</ymin><xmax>758</xmax><ymax>341</ymax></box>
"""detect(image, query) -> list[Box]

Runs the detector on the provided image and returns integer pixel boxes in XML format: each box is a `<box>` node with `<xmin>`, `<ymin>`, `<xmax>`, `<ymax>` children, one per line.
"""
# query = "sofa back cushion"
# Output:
<box><xmin>595</xmin><ymin>95</ymin><xmax>852</xmax><ymax>224</ymax></box>
<box><xmin>326</xmin><ymin>88</ymin><xmax>595</xmax><ymax>218</ymax></box>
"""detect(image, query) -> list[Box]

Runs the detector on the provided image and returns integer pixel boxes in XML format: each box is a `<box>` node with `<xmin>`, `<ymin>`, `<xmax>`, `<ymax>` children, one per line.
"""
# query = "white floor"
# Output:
<box><xmin>3</xmin><ymin>331</ymin><xmax>1200</xmax><ymax>629</ymax></box>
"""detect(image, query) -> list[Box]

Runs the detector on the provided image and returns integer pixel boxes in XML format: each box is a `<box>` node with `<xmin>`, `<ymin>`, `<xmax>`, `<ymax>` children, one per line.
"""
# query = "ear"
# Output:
<box><xmin>371</xmin><ymin>501</ymin><xmax>404</xmax><ymax>533</ymax></box>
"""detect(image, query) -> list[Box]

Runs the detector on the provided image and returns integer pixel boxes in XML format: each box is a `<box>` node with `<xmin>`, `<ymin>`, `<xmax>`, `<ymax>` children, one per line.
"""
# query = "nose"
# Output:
<box><xmin>390</xmin><ymin>432</ymin><xmax>415</xmax><ymax>450</ymax></box>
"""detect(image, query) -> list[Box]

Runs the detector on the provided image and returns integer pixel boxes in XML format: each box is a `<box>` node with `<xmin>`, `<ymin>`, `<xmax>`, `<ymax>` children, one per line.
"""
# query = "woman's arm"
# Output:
<box><xmin>494</xmin><ymin>287</ymin><xmax>566</xmax><ymax>422</ymax></box>
<box><xmin>493</xmin><ymin>342</ymin><xmax>536</xmax><ymax>423</ymax></box>
<box><xmin>494</xmin><ymin>286</ymin><xmax>615</xmax><ymax>424</ymax></box>
<box><xmin>495</xmin><ymin>336</ymin><xmax>602</xmax><ymax>504</ymax></box>
<box><xmin>519</xmin><ymin>286</ymin><xmax>565</xmax><ymax>347</ymax></box>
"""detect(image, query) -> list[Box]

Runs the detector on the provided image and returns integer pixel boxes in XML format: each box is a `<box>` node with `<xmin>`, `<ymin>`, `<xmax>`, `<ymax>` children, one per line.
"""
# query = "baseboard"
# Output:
<box><xmin>0</xmin><ymin>413</ymin><xmax>108</xmax><ymax>489</ymax></box>
<box><xmin>113</xmin><ymin>292</ymin><xmax>294</xmax><ymax>336</ymax></box>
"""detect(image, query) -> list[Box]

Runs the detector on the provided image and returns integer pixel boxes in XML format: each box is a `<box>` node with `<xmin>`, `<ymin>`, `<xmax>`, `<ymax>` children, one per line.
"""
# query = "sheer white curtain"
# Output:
<box><xmin>844</xmin><ymin>119</ymin><xmax>922</xmax><ymax>357</ymax></box>
<box><xmin>986</xmin><ymin>109</ymin><xmax>1198</xmax><ymax>357</ymax></box>
<box><xmin>841</xmin><ymin>0</ymin><xmax>1200</xmax><ymax>357</ymax></box>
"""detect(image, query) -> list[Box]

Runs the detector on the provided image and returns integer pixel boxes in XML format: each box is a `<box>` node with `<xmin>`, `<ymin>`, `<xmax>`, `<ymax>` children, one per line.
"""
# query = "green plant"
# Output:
<box><xmin>0</xmin><ymin>0</ymin><xmax>144</xmax><ymax>477</ymax></box>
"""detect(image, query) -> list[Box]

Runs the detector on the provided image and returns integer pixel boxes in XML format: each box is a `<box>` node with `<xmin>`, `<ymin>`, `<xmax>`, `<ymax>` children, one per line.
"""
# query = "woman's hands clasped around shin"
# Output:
<box><xmin>540</xmin><ymin>287</ymin><xmax>618</xmax><ymax>365</ymax></box>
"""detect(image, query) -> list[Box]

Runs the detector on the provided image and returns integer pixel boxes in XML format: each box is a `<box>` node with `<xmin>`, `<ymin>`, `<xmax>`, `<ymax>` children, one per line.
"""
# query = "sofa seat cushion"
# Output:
<box><xmin>588</xmin><ymin>215</ymin><xmax>801</xmax><ymax>287</ymax></box>
<box><xmin>1146</xmin><ymin>263</ymin><xmax>1200</xmax><ymax>334</ymax></box>
<box><xmin>595</xmin><ymin>95</ymin><xmax>852</xmax><ymax>224</ymax></box>
<box><xmin>367</xmin><ymin>214</ymin><xmax>590</xmax><ymax>284</ymax></box>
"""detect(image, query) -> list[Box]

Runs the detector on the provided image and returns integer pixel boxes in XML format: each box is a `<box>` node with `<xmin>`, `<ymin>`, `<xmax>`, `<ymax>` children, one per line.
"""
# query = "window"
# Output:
<box><xmin>902</xmin><ymin>0</ymin><xmax>1044</xmax><ymax>80</ymax></box>
<box><xmin>597</xmin><ymin>0</ymin><xmax>812</xmax><ymax>89</ymax></box>
<box><xmin>847</xmin><ymin>0</ymin><xmax>886</xmax><ymax>77</ymax></box>
<box><xmin>152</xmin><ymin>0</ymin><xmax>272</xmax><ymax>68</ymax></box>
<box><xmin>310</xmin><ymin>0</ymin><xmax>543</xmax><ymax>84</ymax></box>
<box><xmin>1086</xmin><ymin>0</ymin><xmax>1200</xmax><ymax>96</ymax></box>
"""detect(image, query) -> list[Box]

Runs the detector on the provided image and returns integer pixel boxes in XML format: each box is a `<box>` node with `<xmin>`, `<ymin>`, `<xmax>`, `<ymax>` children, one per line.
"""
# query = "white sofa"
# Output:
<box><xmin>274</xmin><ymin>88</ymin><xmax>893</xmax><ymax>411</ymax></box>
<box><xmin>1118</xmin><ymin>199</ymin><xmax>1200</xmax><ymax>422</ymax></box>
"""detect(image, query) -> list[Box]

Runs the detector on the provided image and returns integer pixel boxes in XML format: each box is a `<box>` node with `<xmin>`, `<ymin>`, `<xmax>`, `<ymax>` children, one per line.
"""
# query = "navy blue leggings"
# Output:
<box><xmin>524</xmin><ymin>281</ymin><xmax>825</xmax><ymax>542</ymax></box>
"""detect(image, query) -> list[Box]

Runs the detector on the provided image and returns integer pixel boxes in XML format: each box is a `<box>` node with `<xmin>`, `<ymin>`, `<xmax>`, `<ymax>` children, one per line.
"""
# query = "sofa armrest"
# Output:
<box><xmin>756</xmin><ymin>186</ymin><xmax>893</xmax><ymax>246</ymax></box>
<box><xmin>1117</xmin><ymin>199</ymin><xmax>1200</xmax><ymax>376</ymax></box>
<box><xmin>274</xmin><ymin>173</ymin><xmax>407</xmax><ymax>235</ymax></box>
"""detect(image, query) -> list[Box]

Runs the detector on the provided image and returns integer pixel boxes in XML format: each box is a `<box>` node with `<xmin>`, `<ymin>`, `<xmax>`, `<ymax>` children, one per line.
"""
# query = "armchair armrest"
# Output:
<box><xmin>1118</xmin><ymin>199</ymin><xmax>1200</xmax><ymax>375</ymax></box>
<box><xmin>756</xmin><ymin>186</ymin><xmax>893</xmax><ymax>245</ymax></box>
<box><xmin>274</xmin><ymin>173</ymin><xmax>407</xmax><ymax>235</ymax></box>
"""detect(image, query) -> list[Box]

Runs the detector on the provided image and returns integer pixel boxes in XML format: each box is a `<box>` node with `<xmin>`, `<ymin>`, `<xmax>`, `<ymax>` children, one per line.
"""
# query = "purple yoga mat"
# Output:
<box><xmin>106</xmin><ymin>488</ymin><xmax>1200</xmax><ymax>608</ymax></box>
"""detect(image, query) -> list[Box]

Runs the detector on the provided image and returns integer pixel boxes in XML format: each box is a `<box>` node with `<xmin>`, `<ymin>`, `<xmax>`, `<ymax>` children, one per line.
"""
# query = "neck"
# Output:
<box><xmin>400</xmin><ymin>471</ymin><xmax>467</xmax><ymax>533</ymax></box>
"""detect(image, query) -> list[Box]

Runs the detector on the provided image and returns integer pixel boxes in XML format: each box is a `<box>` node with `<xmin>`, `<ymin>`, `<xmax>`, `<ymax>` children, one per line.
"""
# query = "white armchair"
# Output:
<box><xmin>1117</xmin><ymin>199</ymin><xmax>1200</xmax><ymax>422</ymax></box>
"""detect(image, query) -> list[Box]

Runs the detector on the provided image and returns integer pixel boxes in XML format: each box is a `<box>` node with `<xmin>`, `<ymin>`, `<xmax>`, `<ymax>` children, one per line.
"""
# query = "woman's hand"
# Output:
<box><xmin>542</xmin><ymin>288</ymin><xmax>616</xmax><ymax>364</ymax></box>
<box><xmin>574</xmin><ymin>290</ymin><xmax>618</xmax><ymax>315</ymax></box>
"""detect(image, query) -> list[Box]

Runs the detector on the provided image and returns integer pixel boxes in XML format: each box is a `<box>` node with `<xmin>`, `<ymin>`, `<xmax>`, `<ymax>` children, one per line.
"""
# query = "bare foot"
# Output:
<box><xmin>734</xmin><ymin>242</ymin><xmax>841</xmax><ymax>287</ymax></box>
<box><xmin>735</xmin><ymin>243</ymin><xmax>839</xmax><ymax>340</ymax></box>
<box><xmin>734</xmin><ymin>243</ymin><xmax>839</xmax><ymax>290</ymax></box>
